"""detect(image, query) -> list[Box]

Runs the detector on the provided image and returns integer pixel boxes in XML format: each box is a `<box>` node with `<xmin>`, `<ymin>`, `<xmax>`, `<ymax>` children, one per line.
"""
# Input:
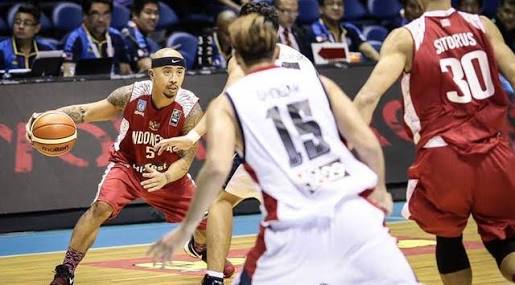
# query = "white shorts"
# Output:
<box><xmin>224</xmin><ymin>165</ymin><xmax>262</xmax><ymax>203</ymax></box>
<box><xmin>233</xmin><ymin>197</ymin><xmax>419</xmax><ymax>285</ymax></box>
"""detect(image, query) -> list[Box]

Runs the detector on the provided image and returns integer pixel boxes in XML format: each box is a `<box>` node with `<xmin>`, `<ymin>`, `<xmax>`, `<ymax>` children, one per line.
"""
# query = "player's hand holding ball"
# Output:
<box><xmin>141</xmin><ymin>165</ymin><xmax>169</xmax><ymax>192</ymax></box>
<box><xmin>25</xmin><ymin>111</ymin><xmax>77</xmax><ymax>157</ymax></box>
<box><xmin>25</xmin><ymin>112</ymin><xmax>41</xmax><ymax>142</ymax></box>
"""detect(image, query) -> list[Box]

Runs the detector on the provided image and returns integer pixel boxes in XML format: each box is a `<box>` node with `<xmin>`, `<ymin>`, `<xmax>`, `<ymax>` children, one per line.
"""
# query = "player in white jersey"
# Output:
<box><xmin>153</xmin><ymin>3</ymin><xmax>321</xmax><ymax>284</ymax></box>
<box><xmin>149</xmin><ymin>13</ymin><xmax>419</xmax><ymax>285</ymax></box>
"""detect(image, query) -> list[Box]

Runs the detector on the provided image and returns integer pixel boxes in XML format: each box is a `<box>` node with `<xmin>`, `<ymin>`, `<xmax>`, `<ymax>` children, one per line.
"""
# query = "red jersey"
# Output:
<box><xmin>110</xmin><ymin>80</ymin><xmax>199</xmax><ymax>180</ymax></box>
<box><xmin>402</xmin><ymin>9</ymin><xmax>510</xmax><ymax>152</ymax></box>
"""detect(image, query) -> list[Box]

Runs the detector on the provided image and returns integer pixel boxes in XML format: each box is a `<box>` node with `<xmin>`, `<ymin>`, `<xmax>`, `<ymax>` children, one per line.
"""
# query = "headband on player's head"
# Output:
<box><xmin>151</xmin><ymin>57</ymin><xmax>186</xmax><ymax>68</ymax></box>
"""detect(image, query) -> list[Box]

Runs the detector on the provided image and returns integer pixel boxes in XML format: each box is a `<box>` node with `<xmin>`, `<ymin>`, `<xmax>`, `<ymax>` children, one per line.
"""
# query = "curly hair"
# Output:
<box><xmin>240</xmin><ymin>2</ymin><xmax>279</xmax><ymax>30</ymax></box>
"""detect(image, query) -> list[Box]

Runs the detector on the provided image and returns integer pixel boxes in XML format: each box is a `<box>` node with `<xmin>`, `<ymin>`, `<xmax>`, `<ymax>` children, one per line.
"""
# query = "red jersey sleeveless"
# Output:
<box><xmin>402</xmin><ymin>9</ymin><xmax>510</xmax><ymax>152</ymax></box>
<box><xmin>110</xmin><ymin>80</ymin><xmax>199</xmax><ymax>180</ymax></box>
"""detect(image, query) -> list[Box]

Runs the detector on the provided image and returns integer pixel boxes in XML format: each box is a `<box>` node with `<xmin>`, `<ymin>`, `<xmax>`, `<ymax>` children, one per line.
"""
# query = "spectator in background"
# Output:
<box><xmin>400</xmin><ymin>0</ymin><xmax>423</xmax><ymax>23</ymax></box>
<box><xmin>63</xmin><ymin>0</ymin><xmax>131</xmax><ymax>76</ymax></box>
<box><xmin>494</xmin><ymin>0</ymin><xmax>515</xmax><ymax>52</ymax></box>
<box><xmin>311</xmin><ymin>0</ymin><xmax>380</xmax><ymax>61</ymax></box>
<box><xmin>121</xmin><ymin>0</ymin><xmax>160</xmax><ymax>72</ymax></box>
<box><xmin>195</xmin><ymin>10</ymin><xmax>237</xmax><ymax>69</ymax></box>
<box><xmin>458</xmin><ymin>0</ymin><xmax>482</xmax><ymax>14</ymax></box>
<box><xmin>0</xmin><ymin>3</ymin><xmax>53</xmax><ymax>71</ymax></box>
<box><xmin>274</xmin><ymin>0</ymin><xmax>315</xmax><ymax>61</ymax></box>
<box><xmin>213</xmin><ymin>10</ymin><xmax>236</xmax><ymax>68</ymax></box>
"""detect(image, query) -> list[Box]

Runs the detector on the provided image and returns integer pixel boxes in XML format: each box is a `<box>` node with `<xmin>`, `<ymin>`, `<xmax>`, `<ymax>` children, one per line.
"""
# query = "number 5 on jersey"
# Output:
<box><xmin>440</xmin><ymin>50</ymin><xmax>495</xmax><ymax>103</ymax></box>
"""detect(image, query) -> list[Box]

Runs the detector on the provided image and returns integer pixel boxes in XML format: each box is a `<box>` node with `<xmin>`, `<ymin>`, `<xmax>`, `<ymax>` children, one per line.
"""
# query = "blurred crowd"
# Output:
<box><xmin>0</xmin><ymin>0</ymin><xmax>512</xmax><ymax>76</ymax></box>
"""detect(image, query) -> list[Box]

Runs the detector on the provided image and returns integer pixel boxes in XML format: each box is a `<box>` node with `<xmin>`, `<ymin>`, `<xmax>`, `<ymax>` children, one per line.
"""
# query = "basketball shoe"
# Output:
<box><xmin>49</xmin><ymin>265</ymin><xmax>74</xmax><ymax>285</ymax></box>
<box><xmin>201</xmin><ymin>274</ymin><xmax>224</xmax><ymax>285</ymax></box>
<box><xmin>183</xmin><ymin>237</ymin><xmax>235</xmax><ymax>278</ymax></box>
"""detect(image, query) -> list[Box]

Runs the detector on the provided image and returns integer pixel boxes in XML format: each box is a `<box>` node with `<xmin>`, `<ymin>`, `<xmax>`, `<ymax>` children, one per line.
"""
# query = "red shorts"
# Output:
<box><xmin>94</xmin><ymin>163</ymin><xmax>206</xmax><ymax>230</ymax></box>
<box><xmin>406</xmin><ymin>139</ymin><xmax>515</xmax><ymax>242</ymax></box>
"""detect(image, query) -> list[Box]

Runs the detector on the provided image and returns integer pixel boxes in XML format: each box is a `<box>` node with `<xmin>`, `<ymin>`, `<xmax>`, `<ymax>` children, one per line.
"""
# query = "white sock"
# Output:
<box><xmin>206</xmin><ymin>270</ymin><xmax>224</xmax><ymax>279</ymax></box>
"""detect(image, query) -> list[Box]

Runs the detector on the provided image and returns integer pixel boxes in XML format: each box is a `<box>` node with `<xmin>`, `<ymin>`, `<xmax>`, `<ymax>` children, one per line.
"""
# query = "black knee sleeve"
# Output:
<box><xmin>484</xmin><ymin>237</ymin><xmax>515</xmax><ymax>267</ymax></box>
<box><xmin>222</xmin><ymin>154</ymin><xmax>244</xmax><ymax>189</ymax></box>
<box><xmin>436</xmin><ymin>235</ymin><xmax>471</xmax><ymax>274</ymax></box>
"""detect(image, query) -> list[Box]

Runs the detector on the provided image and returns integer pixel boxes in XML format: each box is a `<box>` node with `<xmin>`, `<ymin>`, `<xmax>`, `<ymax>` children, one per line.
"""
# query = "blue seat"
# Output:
<box><xmin>363</xmin><ymin>25</ymin><xmax>388</xmax><ymax>41</ymax></box>
<box><xmin>166</xmin><ymin>32</ymin><xmax>198</xmax><ymax>69</ymax></box>
<box><xmin>0</xmin><ymin>17</ymin><xmax>7</xmax><ymax>35</ymax></box>
<box><xmin>157</xmin><ymin>2</ymin><xmax>179</xmax><ymax>30</ymax></box>
<box><xmin>368</xmin><ymin>0</ymin><xmax>402</xmax><ymax>19</ymax></box>
<box><xmin>111</xmin><ymin>4</ymin><xmax>130</xmax><ymax>30</ymax></box>
<box><xmin>344</xmin><ymin>0</ymin><xmax>367</xmax><ymax>21</ymax></box>
<box><xmin>7</xmin><ymin>4</ymin><xmax>53</xmax><ymax>33</ymax></box>
<box><xmin>297</xmin><ymin>0</ymin><xmax>319</xmax><ymax>25</ymax></box>
<box><xmin>115</xmin><ymin>0</ymin><xmax>133</xmax><ymax>7</ymax></box>
<box><xmin>52</xmin><ymin>2</ymin><xmax>82</xmax><ymax>34</ymax></box>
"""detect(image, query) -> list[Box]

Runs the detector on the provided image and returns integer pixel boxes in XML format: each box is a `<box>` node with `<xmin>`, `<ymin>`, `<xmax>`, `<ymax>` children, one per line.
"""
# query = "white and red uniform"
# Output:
<box><xmin>222</xmin><ymin>44</ymin><xmax>319</xmax><ymax>202</ymax></box>
<box><xmin>226</xmin><ymin>66</ymin><xmax>418</xmax><ymax>285</ymax></box>
<box><xmin>94</xmin><ymin>80</ymin><xmax>205</xmax><ymax>228</ymax></box>
<box><xmin>401</xmin><ymin>9</ymin><xmax>515</xmax><ymax>241</ymax></box>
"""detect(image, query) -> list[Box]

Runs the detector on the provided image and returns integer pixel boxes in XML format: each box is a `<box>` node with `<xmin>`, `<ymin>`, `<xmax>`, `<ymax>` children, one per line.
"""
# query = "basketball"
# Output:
<box><xmin>31</xmin><ymin>111</ymin><xmax>77</xmax><ymax>157</ymax></box>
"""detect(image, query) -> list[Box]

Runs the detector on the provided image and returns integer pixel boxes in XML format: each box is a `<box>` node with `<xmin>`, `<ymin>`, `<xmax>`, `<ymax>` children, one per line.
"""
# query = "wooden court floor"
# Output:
<box><xmin>0</xmin><ymin>220</ymin><xmax>510</xmax><ymax>284</ymax></box>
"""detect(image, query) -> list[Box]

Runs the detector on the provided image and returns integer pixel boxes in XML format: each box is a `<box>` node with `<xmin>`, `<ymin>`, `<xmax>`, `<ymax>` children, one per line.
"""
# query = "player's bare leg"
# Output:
<box><xmin>206</xmin><ymin>192</ymin><xmax>242</xmax><ymax>272</ymax></box>
<box><xmin>69</xmin><ymin>202</ymin><xmax>113</xmax><ymax>252</ymax></box>
<box><xmin>500</xmin><ymin>252</ymin><xmax>515</xmax><ymax>282</ymax></box>
<box><xmin>50</xmin><ymin>201</ymin><xmax>113</xmax><ymax>285</ymax></box>
<box><xmin>193</xmin><ymin>229</ymin><xmax>207</xmax><ymax>246</ymax></box>
<box><xmin>440</xmin><ymin>269</ymin><xmax>472</xmax><ymax>285</ymax></box>
<box><xmin>194</xmin><ymin>191</ymin><xmax>241</xmax><ymax>284</ymax></box>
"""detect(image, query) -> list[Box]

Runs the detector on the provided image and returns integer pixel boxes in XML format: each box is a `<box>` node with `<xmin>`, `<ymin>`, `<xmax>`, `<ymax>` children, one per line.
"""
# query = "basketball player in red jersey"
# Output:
<box><xmin>354</xmin><ymin>0</ymin><xmax>515</xmax><ymax>284</ymax></box>
<box><xmin>25</xmin><ymin>48</ymin><xmax>207</xmax><ymax>285</ymax></box>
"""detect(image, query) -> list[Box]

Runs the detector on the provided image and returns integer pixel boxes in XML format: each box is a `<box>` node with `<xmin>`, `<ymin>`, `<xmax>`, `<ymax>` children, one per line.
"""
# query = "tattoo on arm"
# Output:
<box><xmin>107</xmin><ymin>85</ymin><xmax>133</xmax><ymax>111</ymax></box>
<box><xmin>60</xmin><ymin>106</ymin><xmax>86</xmax><ymax>124</ymax></box>
<box><xmin>178</xmin><ymin>103</ymin><xmax>204</xmax><ymax>162</ymax></box>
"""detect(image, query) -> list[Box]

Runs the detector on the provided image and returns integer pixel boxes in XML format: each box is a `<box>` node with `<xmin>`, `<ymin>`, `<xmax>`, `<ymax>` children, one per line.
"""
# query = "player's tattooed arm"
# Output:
<box><xmin>178</xmin><ymin>103</ymin><xmax>204</xmax><ymax>161</ymax></box>
<box><xmin>163</xmin><ymin>103</ymin><xmax>204</xmax><ymax>184</ymax></box>
<box><xmin>107</xmin><ymin>85</ymin><xmax>133</xmax><ymax>111</ymax></box>
<box><xmin>59</xmin><ymin>105</ymin><xmax>87</xmax><ymax>124</ymax></box>
<box><xmin>57</xmin><ymin>84</ymin><xmax>133</xmax><ymax>124</ymax></box>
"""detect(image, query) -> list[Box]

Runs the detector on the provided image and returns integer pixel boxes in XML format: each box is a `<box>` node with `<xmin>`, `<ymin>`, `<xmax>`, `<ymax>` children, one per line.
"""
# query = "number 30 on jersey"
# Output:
<box><xmin>440</xmin><ymin>50</ymin><xmax>495</xmax><ymax>103</ymax></box>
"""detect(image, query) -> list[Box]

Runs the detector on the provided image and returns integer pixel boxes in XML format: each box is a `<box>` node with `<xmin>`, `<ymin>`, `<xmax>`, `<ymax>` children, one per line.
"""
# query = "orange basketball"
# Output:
<box><xmin>31</xmin><ymin>111</ymin><xmax>77</xmax><ymax>157</ymax></box>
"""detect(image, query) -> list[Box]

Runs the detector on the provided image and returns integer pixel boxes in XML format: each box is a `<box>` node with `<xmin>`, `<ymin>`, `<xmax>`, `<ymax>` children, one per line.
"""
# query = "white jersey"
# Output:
<box><xmin>225</xmin><ymin>66</ymin><xmax>378</xmax><ymax>227</ymax></box>
<box><xmin>274</xmin><ymin>43</ymin><xmax>317</xmax><ymax>76</ymax></box>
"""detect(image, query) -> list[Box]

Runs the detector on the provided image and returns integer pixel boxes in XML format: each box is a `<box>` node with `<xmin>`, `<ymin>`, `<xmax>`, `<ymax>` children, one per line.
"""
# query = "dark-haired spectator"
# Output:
<box><xmin>121</xmin><ymin>0</ymin><xmax>159</xmax><ymax>72</ymax></box>
<box><xmin>494</xmin><ymin>0</ymin><xmax>515</xmax><ymax>52</ymax></box>
<box><xmin>458</xmin><ymin>0</ymin><xmax>482</xmax><ymax>14</ymax></box>
<box><xmin>311</xmin><ymin>0</ymin><xmax>380</xmax><ymax>61</ymax></box>
<box><xmin>62</xmin><ymin>0</ymin><xmax>131</xmax><ymax>76</ymax></box>
<box><xmin>274</xmin><ymin>0</ymin><xmax>315</xmax><ymax>61</ymax></box>
<box><xmin>0</xmin><ymin>3</ymin><xmax>53</xmax><ymax>71</ymax></box>
<box><xmin>400</xmin><ymin>0</ymin><xmax>423</xmax><ymax>23</ymax></box>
